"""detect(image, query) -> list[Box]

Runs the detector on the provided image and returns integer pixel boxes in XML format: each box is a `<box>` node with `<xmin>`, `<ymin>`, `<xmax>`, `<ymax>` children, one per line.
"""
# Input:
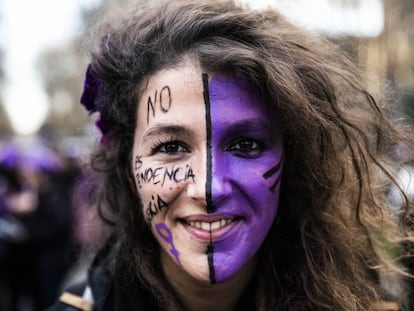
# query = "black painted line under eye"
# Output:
<box><xmin>263</xmin><ymin>160</ymin><xmax>282</xmax><ymax>179</ymax></box>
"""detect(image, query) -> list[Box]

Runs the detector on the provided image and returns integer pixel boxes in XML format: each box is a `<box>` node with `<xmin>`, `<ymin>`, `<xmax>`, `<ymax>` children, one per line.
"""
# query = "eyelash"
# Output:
<box><xmin>226</xmin><ymin>138</ymin><xmax>264</xmax><ymax>158</ymax></box>
<box><xmin>149</xmin><ymin>137</ymin><xmax>265</xmax><ymax>157</ymax></box>
<box><xmin>150</xmin><ymin>137</ymin><xmax>190</xmax><ymax>155</ymax></box>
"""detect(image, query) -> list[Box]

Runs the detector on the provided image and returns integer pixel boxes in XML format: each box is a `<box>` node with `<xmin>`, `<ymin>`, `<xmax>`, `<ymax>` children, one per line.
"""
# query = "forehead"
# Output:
<box><xmin>140</xmin><ymin>63</ymin><xmax>203</xmax><ymax>105</ymax></box>
<box><xmin>136</xmin><ymin>64</ymin><xmax>203</xmax><ymax>124</ymax></box>
<box><xmin>136</xmin><ymin>63</ymin><xmax>268</xmax><ymax>129</ymax></box>
<box><xmin>208</xmin><ymin>76</ymin><xmax>266</xmax><ymax>123</ymax></box>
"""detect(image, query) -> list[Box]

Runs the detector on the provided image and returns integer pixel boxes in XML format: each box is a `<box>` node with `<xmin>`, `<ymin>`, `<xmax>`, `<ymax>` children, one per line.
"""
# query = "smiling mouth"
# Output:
<box><xmin>183</xmin><ymin>218</ymin><xmax>234</xmax><ymax>231</ymax></box>
<box><xmin>179</xmin><ymin>216</ymin><xmax>241</xmax><ymax>242</ymax></box>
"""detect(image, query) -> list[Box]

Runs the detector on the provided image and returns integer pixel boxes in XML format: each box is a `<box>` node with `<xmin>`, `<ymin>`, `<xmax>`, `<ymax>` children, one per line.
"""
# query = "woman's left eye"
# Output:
<box><xmin>226</xmin><ymin>139</ymin><xmax>263</xmax><ymax>157</ymax></box>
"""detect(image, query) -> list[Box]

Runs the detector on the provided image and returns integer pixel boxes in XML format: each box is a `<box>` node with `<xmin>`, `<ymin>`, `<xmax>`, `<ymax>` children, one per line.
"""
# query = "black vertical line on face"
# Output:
<box><xmin>207</xmin><ymin>230</ymin><xmax>216</xmax><ymax>284</ymax></box>
<box><xmin>203</xmin><ymin>73</ymin><xmax>216</xmax><ymax>285</ymax></box>
<box><xmin>202</xmin><ymin>73</ymin><xmax>214</xmax><ymax>214</ymax></box>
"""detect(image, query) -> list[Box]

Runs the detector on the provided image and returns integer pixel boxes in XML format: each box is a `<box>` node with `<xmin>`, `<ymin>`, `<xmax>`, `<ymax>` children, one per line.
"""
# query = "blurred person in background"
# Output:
<box><xmin>0</xmin><ymin>140</ymin><xmax>80</xmax><ymax>311</ymax></box>
<box><xmin>0</xmin><ymin>160</ymin><xmax>27</xmax><ymax>311</ymax></box>
<box><xmin>58</xmin><ymin>166</ymin><xmax>109</xmax><ymax>293</ymax></box>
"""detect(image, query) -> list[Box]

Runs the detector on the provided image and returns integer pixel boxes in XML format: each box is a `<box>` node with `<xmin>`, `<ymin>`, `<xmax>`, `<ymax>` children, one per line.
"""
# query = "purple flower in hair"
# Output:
<box><xmin>80</xmin><ymin>65</ymin><xmax>103</xmax><ymax>113</ymax></box>
<box><xmin>80</xmin><ymin>65</ymin><xmax>111</xmax><ymax>145</ymax></box>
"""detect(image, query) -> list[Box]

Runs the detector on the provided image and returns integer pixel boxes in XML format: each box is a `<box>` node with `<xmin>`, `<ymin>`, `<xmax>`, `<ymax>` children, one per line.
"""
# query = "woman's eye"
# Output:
<box><xmin>226</xmin><ymin>139</ymin><xmax>263</xmax><ymax>157</ymax></box>
<box><xmin>154</xmin><ymin>141</ymin><xmax>189</xmax><ymax>154</ymax></box>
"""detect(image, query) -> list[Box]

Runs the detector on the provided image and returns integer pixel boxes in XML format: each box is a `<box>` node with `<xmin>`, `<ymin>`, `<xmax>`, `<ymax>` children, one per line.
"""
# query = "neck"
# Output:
<box><xmin>161</xmin><ymin>254</ymin><xmax>257</xmax><ymax>311</ymax></box>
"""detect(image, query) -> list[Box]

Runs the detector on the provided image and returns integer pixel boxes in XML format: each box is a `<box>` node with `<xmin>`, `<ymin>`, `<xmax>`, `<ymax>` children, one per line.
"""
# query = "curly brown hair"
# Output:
<box><xmin>83</xmin><ymin>0</ymin><xmax>413</xmax><ymax>310</ymax></box>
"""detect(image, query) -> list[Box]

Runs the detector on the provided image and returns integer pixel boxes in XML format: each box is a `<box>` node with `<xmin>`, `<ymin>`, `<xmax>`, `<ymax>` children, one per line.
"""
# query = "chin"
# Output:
<box><xmin>184</xmin><ymin>267</ymin><xmax>212</xmax><ymax>284</ymax></box>
<box><xmin>213</xmin><ymin>265</ymin><xmax>241</xmax><ymax>284</ymax></box>
<box><xmin>179</xmin><ymin>257</ymin><xmax>212</xmax><ymax>284</ymax></box>
<box><xmin>212</xmin><ymin>248</ymin><xmax>258</xmax><ymax>284</ymax></box>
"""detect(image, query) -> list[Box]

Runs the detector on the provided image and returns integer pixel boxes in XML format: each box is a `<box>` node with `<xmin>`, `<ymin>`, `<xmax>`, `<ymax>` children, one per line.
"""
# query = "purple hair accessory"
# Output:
<box><xmin>80</xmin><ymin>65</ymin><xmax>111</xmax><ymax>144</ymax></box>
<box><xmin>80</xmin><ymin>64</ymin><xmax>104</xmax><ymax>113</ymax></box>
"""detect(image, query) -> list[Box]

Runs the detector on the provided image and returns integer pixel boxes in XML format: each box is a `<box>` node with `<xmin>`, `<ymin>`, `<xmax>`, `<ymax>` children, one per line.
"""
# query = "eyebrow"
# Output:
<box><xmin>142</xmin><ymin>124</ymin><xmax>193</xmax><ymax>142</ymax></box>
<box><xmin>223</xmin><ymin>119</ymin><xmax>279</xmax><ymax>144</ymax></box>
<box><xmin>224</xmin><ymin>119</ymin><xmax>272</xmax><ymax>134</ymax></box>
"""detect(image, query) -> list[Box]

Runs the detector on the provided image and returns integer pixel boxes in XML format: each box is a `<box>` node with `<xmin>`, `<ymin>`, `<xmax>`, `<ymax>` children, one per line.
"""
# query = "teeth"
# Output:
<box><xmin>187</xmin><ymin>219</ymin><xmax>233</xmax><ymax>231</ymax></box>
<box><xmin>211</xmin><ymin>221</ymin><xmax>220</xmax><ymax>230</ymax></box>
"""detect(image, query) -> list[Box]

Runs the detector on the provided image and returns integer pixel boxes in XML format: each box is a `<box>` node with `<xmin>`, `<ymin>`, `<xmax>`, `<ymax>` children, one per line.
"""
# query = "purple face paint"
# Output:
<box><xmin>133</xmin><ymin>65</ymin><xmax>283</xmax><ymax>285</ymax></box>
<box><xmin>207</xmin><ymin>76</ymin><xmax>283</xmax><ymax>283</ymax></box>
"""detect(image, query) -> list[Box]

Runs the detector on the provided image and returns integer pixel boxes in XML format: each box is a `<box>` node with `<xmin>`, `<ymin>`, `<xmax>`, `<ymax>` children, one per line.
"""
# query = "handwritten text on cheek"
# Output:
<box><xmin>134</xmin><ymin>155</ymin><xmax>196</xmax><ymax>222</ymax></box>
<box><xmin>135</xmin><ymin>161</ymin><xmax>196</xmax><ymax>189</ymax></box>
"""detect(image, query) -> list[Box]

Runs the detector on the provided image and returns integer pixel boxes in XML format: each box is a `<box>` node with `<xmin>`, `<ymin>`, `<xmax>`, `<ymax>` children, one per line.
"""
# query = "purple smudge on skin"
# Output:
<box><xmin>155</xmin><ymin>223</ymin><xmax>182</xmax><ymax>266</ymax></box>
<box><xmin>208</xmin><ymin>76</ymin><xmax>283</xmax><ymax>283</ymax></box>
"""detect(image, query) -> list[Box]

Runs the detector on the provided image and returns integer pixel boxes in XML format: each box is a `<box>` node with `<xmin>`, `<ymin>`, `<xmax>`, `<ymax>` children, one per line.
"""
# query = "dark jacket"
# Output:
<box><xmin>46</xmin><ymin>265</ymin><xmax>159</xmax><ymax>311</ymax></box>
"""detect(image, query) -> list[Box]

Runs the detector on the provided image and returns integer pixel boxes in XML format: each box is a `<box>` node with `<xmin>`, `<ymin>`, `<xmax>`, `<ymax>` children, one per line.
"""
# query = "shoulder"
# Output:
<box><xmin>45</xmin><ymin>280</ymin><xmax>92</xmax><ymax>311</ymax></box>
<box><xmin>46</xmin><ymin>265</ymin><xmax>157</xmax><ymax>311</ymax></box>
<box><xmin>45</xmin><ymin>266</ymin><xmax>109</xmax><ymax>311</ymax></box>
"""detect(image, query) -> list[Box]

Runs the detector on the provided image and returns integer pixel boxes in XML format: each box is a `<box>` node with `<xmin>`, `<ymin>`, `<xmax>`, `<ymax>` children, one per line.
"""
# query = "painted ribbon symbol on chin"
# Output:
<box><xmin>155</xmin><ymin>223</ymin><xmax>182</xmax><ymax>266</ymax></box>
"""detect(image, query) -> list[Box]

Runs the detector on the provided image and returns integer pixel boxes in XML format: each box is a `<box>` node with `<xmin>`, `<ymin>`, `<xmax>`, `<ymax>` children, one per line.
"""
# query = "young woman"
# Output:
<box><xmin>48</xmin><ymin>0</ymin><xmax>413</xmax><ymax>310</ymax></box>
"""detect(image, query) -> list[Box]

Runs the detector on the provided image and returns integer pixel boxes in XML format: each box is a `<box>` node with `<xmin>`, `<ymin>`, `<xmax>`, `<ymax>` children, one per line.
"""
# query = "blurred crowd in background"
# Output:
<box><xmin>0</xmin><ymin>137</ymin><xmax>107</xmax><ymax>310</ymax></box>
<box><xmin>0</xmin><ymin>0</ymin><xmax>413</xmax><ymax>310</ymax></box>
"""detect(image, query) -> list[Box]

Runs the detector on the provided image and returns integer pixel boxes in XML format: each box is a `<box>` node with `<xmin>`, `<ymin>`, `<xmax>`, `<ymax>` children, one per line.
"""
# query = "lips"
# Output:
<box><xmin>185</xmin><ymin>218</ymin><xmax>233</xmax><ymax>231</ymax></box>
<box><xmin>179</xmin><ymin>215</ymin><xmax>240</xmax><ymax>242</ymax></box>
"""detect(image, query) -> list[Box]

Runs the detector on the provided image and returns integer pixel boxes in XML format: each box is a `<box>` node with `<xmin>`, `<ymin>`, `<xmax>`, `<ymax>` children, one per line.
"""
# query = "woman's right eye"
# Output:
<box><xmin>152</xmin><ymin>141</ymin><xmax>189</xmax><ymax>155</ymax></box>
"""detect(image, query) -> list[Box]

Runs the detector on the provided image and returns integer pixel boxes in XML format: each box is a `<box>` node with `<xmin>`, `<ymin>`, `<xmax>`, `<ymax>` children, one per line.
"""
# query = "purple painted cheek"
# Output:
<box><xmin>208</xmin><ymin>76</ymin><xmax>283</xmax><ymax>282</ymax></box>
<box><xmin>213</xmin><ymin>162</ymin><xmax>282</xmax><ymax>282</ymax></box>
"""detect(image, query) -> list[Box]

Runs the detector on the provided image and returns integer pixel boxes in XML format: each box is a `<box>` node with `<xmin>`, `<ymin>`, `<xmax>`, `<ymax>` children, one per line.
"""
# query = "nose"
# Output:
<box><xmin>186</xmin><ymin>151</ymin><xmax>208</xmax><ymax>206</ymax></box>
<box><xmin>186</xmin><ymin>172</ymin><xmax>207</xmax><ymax>205</ymax></box>
<box><xmin>208</xmin><ymin>150</ymin><xmax>233</xmax><ymax>213</ymax></box>
<box><xmin>186</xmin><ymin>151</ymin><xmax>232</xmax><ymax>213</ymax></box>
<box><xmin>210</xmin><ymin>159</ymin><xmax>232</xmax><ymax>208</ymax></box>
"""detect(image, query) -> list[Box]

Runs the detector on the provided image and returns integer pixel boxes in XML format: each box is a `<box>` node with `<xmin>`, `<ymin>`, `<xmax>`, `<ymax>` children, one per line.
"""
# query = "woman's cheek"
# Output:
<box><xmin>133</xmin><ymin>156</ymin><xmax>196</xmax><ymax>222</ymax></box>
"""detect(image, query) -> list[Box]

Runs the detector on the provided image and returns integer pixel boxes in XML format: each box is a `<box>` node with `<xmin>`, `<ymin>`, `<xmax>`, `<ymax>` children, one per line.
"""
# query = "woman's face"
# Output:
<box><xmin>132</xmin><ymin>62</ymin><xmax>283</xmax><ymax>284</ymax></box>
